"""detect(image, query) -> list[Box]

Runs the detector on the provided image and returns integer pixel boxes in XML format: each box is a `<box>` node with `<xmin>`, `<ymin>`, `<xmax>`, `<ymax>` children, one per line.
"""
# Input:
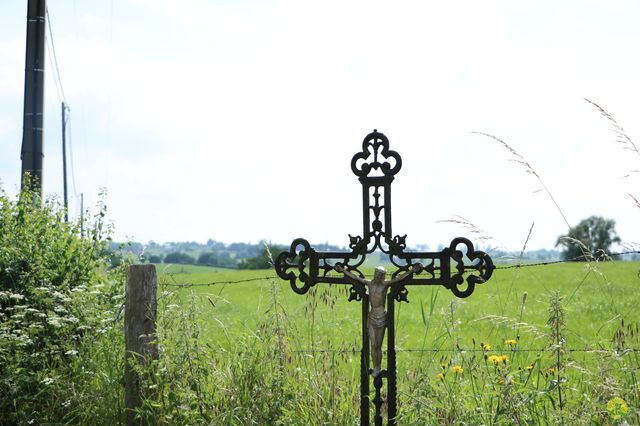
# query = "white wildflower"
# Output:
<box><xmin>16</xmin><ymin>335</ymin><xmax>33</xmax><ymax>347</ymax></box>
<box><xmin>64</xmin><ymin>316</ymin><xmax>79</xmax><ymax>324</ymax></box>
<box><xmin>47</xmin><ymin>317</ymin><xmax>62</xmax><ymax>328</ymax></box>
<box><xmin>41</xmin><ymin>377</ymin><xmax>55</xmax><ymax>386</ymax></box>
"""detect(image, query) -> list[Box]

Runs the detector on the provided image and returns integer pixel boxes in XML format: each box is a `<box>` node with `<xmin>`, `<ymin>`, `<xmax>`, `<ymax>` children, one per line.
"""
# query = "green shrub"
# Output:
<box><xmin>0</xmin><ymin>185</ymin><xmax>124</xmax><ymax>424</ymax></box>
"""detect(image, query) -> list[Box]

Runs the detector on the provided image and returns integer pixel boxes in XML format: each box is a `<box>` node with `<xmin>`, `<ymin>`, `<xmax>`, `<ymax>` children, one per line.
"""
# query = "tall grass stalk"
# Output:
<box><xmin>472</xmin><ymin>131</ymin><xmax>572</xmax><ymax>230</ymax></box>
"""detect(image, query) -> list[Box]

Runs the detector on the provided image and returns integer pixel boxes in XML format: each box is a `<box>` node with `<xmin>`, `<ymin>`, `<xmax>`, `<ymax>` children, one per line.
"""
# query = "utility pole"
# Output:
<box><xmin>62</xmin><ymin>102</ymin><xmax>69</xmax><ymax>221</ymax></box>
<box><xmin>80</xmin><ymin>193</ymin><xmax>84</xmax><ymax>237</ymax></box>
<box><xmin>20</xmin><ymin>0</ymin><xmax>47</xmax><ymax>195</ymax></box>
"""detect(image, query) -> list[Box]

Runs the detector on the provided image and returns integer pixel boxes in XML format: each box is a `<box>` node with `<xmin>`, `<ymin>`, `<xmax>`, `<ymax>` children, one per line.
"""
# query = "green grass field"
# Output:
<box><xmin>158</xmin><ymin>261</ymin><xmax>639</xmax><ymax>353</ymax></box>
<box><xmin>149</xmin><ymin>261</ymin><xmax>639</xmax><ymax>424</ymax></box>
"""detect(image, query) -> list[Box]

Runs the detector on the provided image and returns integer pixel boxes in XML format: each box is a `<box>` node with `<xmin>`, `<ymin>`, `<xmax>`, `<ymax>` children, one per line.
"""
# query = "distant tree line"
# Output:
<box><xmin>112</xmin><ymin>239</ymin><xmax>342</xmax><ymax>270</ymax></box>
<box><xmin>109</xmin><ymin>217</ymin><xmax>632</xmax><ymax>271</ymax></box>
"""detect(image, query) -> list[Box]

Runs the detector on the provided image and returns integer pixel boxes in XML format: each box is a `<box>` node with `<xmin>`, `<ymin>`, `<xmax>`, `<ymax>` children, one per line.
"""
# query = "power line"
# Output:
<box><xmin>45</xmin><ymin>7</ymin><xmax>66</xmax><ymax>104</ymax></box>
<box><xmin>45</xmin><ymin>7</ymin><xmax>80</xmax><ymax>205</ymax></box>
<box><xmin>45</xmin><ymin>34</ymin><xmax>62</xmax><ymax>103</ymax></box>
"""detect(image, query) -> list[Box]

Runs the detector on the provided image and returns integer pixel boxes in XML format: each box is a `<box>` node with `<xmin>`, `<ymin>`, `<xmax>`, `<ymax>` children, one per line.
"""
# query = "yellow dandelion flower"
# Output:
<box><xmin>488</xmin><ymin>355</ymin><xmax>501</xmax><ymax>365</ymax></box>
<box><xmin>500</xmin><ymin>355</ymin><xmax>509</xmax><ymax>363</ymax></box>
<box><xmin>607</xmin><ymin>397</ymin><xmax>628</xmax><ymax>420</ymax></box>
<box><xmin>451</xmin><ymin>365</ymin><xmax>463</xmax><ymax>374</ymax></box>
<box><xmin>436</xmin><ymin>373</ymin><xmax>445</xmax><ymax>381</ymax></box>
<box><xmin>504</xmin><ymin>339</ymin><xmax>517</xmax><ymax>346</ymax></box>
<box><xmin>480</xmin><ymin>342</ymin><xmax>491</xmax><ymax>351</ymax></box>
<box><xmin>547</xmin><ymin>366</ymin><xmax>557</xmax><ymax>375</ymax></box>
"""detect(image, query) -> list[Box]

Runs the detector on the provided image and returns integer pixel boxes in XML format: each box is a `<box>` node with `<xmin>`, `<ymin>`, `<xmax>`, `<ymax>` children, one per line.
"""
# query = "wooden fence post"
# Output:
<box><xmin>125</xmin><ymin>264</ymin><xmax>158</xmax><ymax>425</ymax></box>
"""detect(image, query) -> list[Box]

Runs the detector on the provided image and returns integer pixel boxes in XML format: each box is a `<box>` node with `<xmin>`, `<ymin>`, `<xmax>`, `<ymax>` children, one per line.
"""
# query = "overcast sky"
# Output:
<box><xmin>1</xmin><ymin>0</ymin><xmax>639</xmax><ymax>252</ymax></box>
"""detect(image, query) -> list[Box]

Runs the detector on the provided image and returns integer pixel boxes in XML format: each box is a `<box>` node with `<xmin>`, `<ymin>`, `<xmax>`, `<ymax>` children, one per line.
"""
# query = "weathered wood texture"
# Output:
<box><xmin>124</xmin><ymin>264</ymin><xmax>158</xmax><ymax>425</ymax></box>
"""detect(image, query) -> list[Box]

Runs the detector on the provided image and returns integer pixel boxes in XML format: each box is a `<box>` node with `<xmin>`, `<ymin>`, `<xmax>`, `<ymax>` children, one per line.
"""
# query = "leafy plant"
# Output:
<box><xmin>0</xmin><ymin>183</ymin><xmax>124</xmax><ymax>424</ymax></box>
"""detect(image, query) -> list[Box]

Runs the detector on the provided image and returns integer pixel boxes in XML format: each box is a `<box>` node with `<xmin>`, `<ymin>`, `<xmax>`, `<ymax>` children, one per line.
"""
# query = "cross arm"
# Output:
<box><xmin>274</xmin><ymin>238</ymin><xmax>367</xmax><ymax>295</ymax></box>
<box><xmin>388</xmin><ymin>237</ymin><xmax>494</xmax><ymax>298</ymax></box>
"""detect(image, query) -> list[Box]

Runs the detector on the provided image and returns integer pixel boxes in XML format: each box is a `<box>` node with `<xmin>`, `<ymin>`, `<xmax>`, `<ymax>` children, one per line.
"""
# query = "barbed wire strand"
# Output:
<box><xmin>159</xmin><ymin>250</ymin><xmax>640</xmax><ymax>288</ymax></box>
<box><xmin>158</xmin><ymin>255</ymin><xmax>640</xmax><ymax>354</ymax></box>
<box><xmin>495</xmin><ymin>250</ymin><xmax>639</xmax><ymax>269</ymax></box>
<box><xmin>189</xmin><ymin>348</ymin><xmax>639</xmax><ymax>354</ymax></box>
<box><xmin>162</xmin><ymin>276</ymin><xmax>276</xmax><ymax>288</ymax></box>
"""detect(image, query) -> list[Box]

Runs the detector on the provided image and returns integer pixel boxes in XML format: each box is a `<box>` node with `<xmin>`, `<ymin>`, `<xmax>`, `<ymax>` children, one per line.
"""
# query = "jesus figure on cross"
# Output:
<box><xmin>335</xmin><ymin>263</ymin><xmax>423</xmax><ymax>377</ymax></box>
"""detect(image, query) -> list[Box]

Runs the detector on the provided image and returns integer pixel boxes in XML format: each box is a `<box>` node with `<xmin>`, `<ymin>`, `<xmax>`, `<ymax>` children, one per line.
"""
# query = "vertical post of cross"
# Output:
<box><xmin>353</xmin><ymin>131</ymin><xmax>400</xmax><ymax>424</ymax></box>
<box><xmin>360</xmin><ymin>295</ymin><xmax>370</xmax><ymax>425</ymax></box>
<box><xmin>386</xmin><ymin>293</ymin><xmax>397</xmax><ymax>424</ymax></box>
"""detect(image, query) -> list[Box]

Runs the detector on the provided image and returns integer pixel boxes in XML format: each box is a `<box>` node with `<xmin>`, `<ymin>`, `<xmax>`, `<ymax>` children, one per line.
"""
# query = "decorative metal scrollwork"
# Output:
<box><xmin>351</xmin><ymin>130</ymin><xmax>402</xmax><ymax>178</ymax></box>
<box><xmin>348</xmin><ymin>283</ymin><xmax>365</xmax><ymax>302</ymax></box>
<box><xmin>448</xmin><ymin>237</ymin><xmax>494</xmax><ymax>298</ymax></box>
<box><xmin>391</xmin><ymin>234</ymin><xmax>407</xmax><ymax>251</ymax></box>
<box><xmin>348</xmin><ymin>234</ymin><xmax>367</xmax><ymax>254</ymax></box>
<box><xmin>274</xmin><ymin>238</ymin><xmax>315</xmax><ymax>295</ymax></box>
<box><xmin>393</xmin><ymin>285</ymin><xmax>409</xmax><ymax>303</ymax></box>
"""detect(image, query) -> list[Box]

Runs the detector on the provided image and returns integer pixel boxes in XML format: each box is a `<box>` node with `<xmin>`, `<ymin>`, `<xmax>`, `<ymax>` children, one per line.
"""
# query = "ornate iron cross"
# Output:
<box><xmin>275</xmin><ymin>130</ymin><xmax>494</xmax><ymax>426</ymax></box>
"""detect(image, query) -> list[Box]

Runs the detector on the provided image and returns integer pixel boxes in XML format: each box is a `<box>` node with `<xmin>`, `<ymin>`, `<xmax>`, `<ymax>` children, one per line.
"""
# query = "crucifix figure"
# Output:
<box><xmin>275</xmin><ymin>130</ymin><xmax>494</xmax><ymax>426</ymax></box>
<box><xmin>335</xmin><ymin>263</ymin><xmax>423</xmax><ymax>377</ymax></box>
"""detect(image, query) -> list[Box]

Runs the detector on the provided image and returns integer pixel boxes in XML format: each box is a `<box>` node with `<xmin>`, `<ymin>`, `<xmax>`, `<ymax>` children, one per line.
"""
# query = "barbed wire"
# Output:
<box><xmin>161</xmin><ymin>276</ymin><xmax>276</xmax><ymax>288</ymax></box>
<box><xmin>158</xmin><ymin>250</ymin><xmax>640</xmax><ymax>289</ymax></box>
<box><xmin>157</xmin><ymin>258</ymin><xmax>640</xmax><ymax>356</ymax></box>
<box><xmin>392</xmin><ymin>348</ymin><xmax>639</xmax><ymax>354</ymax></box>
<box><xmin>494</xmin><ymin>250</ymin><xmax>640</xmax><ymax>270</ymax></box>
<box><xmin>184</xmin><ymin>347</ymin><xmax>639</xmax><ymax>354</ymax></box>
